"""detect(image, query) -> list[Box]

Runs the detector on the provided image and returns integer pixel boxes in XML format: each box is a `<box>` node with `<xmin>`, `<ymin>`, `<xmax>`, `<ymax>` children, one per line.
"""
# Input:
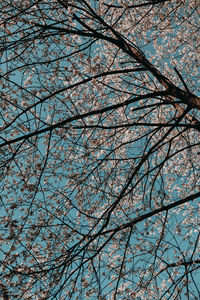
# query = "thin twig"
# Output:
<box><xmin>174</xmin><ymin>67</ymin><xmax>190</xmax><ymax>93</ymax></box>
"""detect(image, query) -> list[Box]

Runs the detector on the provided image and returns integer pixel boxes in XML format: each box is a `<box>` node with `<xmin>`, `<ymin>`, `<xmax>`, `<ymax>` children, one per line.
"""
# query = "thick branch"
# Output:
<box><xmin>101</xmin><ymin>191</ymin><xmax>200</xmax><ymax>235</ymax></box>
<box><xmin>33</xmin><ymin>17</ymin><xmax>200</xmax><ymax>110</ymax></box>
<box><xmin>0</xmin><ymin>91</ymin><xmax>167</xmax><ymax>148</ymax></box>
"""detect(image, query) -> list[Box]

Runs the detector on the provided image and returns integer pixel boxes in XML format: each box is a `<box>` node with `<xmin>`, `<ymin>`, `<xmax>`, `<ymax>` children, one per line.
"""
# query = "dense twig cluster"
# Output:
<box><xmin>0</xmin><ymin>0</ymin><xmax>200</xmax><ymax>299</ymax></box>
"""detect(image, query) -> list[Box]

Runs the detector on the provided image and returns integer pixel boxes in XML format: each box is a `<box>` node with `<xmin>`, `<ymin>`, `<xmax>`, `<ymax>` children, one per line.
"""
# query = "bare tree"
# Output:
<box><xmin>0</xmin><ymin>0</ymin><xmax>200</xmax><ymax>299</ymax></box>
